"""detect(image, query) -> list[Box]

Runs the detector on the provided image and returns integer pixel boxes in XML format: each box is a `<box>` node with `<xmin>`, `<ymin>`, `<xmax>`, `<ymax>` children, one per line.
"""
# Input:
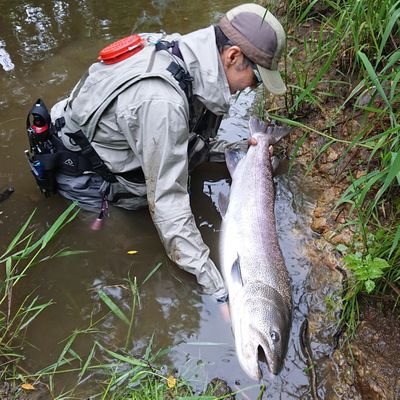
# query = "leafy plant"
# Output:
<box><xmin>335</xmin><ymin>218</ymin><xmax>396</xmax><ymax>338</ymax></box>
<box><xmin>343</xmin><ymin>253</ymin><xmax>389</xmax><ymax>294</ymax></box>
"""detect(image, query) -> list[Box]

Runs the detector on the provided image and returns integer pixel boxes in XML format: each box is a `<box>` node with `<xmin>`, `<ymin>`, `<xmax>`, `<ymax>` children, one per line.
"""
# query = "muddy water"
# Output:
<box><xmin>0</xmin><ymin>1</ymin><xmax>343</xmax><ymax>398</ymax></box>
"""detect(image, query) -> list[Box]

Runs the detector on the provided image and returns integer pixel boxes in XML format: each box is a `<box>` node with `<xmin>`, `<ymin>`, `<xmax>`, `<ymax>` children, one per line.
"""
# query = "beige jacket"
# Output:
<box><xmin>52</xmin><ymin>26</ymin><xmax>231</xmax><ymax>299</ymax></box>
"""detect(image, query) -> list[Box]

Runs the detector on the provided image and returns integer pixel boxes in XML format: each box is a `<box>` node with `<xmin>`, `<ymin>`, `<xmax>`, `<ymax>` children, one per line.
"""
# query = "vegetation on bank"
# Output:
<box><xmin>0</xmin><ymin>204</ymin><xmax>78</xmax><ymax>396</ymax></box>
<box><xmin>269</xmin><ymin>0</ymin><xmax>399</xmax><ymax>337</ymax></box>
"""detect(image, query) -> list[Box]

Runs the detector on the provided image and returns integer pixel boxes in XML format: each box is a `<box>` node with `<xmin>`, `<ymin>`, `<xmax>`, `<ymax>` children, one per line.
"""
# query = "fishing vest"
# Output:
<box><xmin>26</xmin><ymin>31</ymin><xmax>224</xmax><ymax>200</ymax></box>
<box><xmin>55</xmin><ymin>33</ymin><xmax>222</xmax><ymax>178</ymax></box>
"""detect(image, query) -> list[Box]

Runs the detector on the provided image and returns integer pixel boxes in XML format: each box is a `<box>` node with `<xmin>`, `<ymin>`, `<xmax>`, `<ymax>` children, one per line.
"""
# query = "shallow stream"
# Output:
<box><xmin>0</xmin><ymin>1</ymin><xmax>343</xmax><ymax>398</ymax></box>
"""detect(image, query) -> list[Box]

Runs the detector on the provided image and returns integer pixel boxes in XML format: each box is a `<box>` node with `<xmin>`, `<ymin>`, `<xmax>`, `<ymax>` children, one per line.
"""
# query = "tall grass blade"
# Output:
<box><xmin>41</xmin><ymin>202</ymin><xmax>80</xmax><ymax>249</ymax></box>
<box><xmin>297</xmin><ymin>0</ymin><xmax>319</xmax><ymax>24</ymax></box>
<box><xmin>373</xmin><ymin>151</ymin><xmax>400</xmax><ymax>207</ymax></box>
<box><xmin>99</xmin><ymin>346</ymin><xmax>147</xmax><ymax>368</ymax></box>
<box><xmin>358</xmin><ymin>51</ymin><xmax>395</xmax><ymax>124</ymax></box>
<box><xmin>0</xmin><ymin>211</ymin><xmax>35</xmax><ymax>260</ymax></box>
<box><xmin>53</xmin><ymin>331</ymin><xmax>80</xmax><ymax>373</ymax></box>
<box><xmin>389</xmin><ymin>225</ymin><xmax>400</xmax><ymax>258</ymax></box>
<box><xmin>78</xmin><ymin>343</ymin><xmax>98</xmax><ymax>381</ymax></box>
<box><xmin>377</xmin><ymin>7</ymin><xmax>400</xmax><ymax>60</ymax></box>
<box><xmin>98</xmin><ymin>289</ymin><xmax>130</xmax><ymax>325</ymax></box>
<box><xmin>18</xmin><ymin>298</ymin><xmax>54</xmax><ymax>331</ymax></box>
<box><xmin>142</xmin><ymin>262</ymin><xmax>162</xmax><ymax>286</ymax></box>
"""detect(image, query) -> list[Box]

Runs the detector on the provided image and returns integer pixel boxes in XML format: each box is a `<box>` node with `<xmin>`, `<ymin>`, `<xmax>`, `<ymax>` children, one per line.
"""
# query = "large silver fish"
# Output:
<box><xmin>219</xmin><ymin>116</ymin><xmax>292</xmax><ymax>380</ymax></box>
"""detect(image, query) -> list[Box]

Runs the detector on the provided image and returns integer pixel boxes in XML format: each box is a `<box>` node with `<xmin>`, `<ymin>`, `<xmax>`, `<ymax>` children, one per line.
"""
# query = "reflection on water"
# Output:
<box><xmin>0</xmin><ymin>0</ymin><xmax>342</xmax><ymax>398</ymax></box>
<box><xmin>0</xmin><ymin>42</ymin><xmax>15</xmax><ymax>72</ymax></box>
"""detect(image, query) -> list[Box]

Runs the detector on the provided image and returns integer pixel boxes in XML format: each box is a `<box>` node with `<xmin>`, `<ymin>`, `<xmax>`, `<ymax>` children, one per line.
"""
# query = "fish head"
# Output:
<box><xmin>233</xmin><ymin>283</ymin><xmax>291</xmax><ymax>379</ymax></box>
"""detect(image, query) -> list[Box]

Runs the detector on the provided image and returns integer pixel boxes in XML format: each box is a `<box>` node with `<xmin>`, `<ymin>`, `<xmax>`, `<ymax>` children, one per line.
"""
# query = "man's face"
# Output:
<box><xmin>221</xmin><ymin>46</ymin><xmax>260</xmax><ymax>94</ymax></box>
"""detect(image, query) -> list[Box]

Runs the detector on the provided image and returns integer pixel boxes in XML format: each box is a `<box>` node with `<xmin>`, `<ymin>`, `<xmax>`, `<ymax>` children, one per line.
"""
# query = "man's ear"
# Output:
<box><xmin>222</xmin><ymin>45</ymin><xmax>242</xmax><ymax>67</ymax></box>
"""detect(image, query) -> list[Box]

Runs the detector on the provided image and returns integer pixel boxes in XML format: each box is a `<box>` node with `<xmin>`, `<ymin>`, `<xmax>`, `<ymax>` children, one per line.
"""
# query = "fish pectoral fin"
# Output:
<box><xmin>271</xmin><ymin>156</ymin><xmax>279</xmax><ymax>173</ymax></box>
<box><xmin>224</xmin><ymin>147</ymin><xmax>246</xmax><ymax>177</ymax></box>
<box><xmin>231</xmin><ymin>256</ymin><xmax>243</xmax><ymax>286</ymax></box>
<box><xmin>218</xmin><ymin>192</ymin><xmax>229</xmax><ymax>218</ymax></box>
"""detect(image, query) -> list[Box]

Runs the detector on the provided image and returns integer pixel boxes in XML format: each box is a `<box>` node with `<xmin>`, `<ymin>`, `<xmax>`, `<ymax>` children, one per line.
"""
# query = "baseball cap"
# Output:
<box><xmin>218</xmin><ymin>3</ymin><xmax>286</xmax><ymax>95</ymax></box>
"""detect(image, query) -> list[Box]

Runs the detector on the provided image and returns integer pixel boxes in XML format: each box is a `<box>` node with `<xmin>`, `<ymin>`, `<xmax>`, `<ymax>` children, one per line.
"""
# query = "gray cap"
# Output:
<box><xmin>218</xmin><ymin>3</ymin><xmax>286</xmax><ymax>94</ymax></box>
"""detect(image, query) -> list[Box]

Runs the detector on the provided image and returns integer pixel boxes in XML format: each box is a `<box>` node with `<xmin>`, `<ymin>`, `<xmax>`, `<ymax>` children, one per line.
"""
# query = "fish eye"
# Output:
<box><xmin>270</xmin><ymin>331</ymin><xmax>280</xmax><ymax>343</ymax></box>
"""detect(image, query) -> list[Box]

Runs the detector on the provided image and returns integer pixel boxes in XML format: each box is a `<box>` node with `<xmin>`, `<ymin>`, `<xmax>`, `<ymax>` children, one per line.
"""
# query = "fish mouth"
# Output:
<box><xmin>236</xmin><ymin>327</ymin><xmax>284</xmax><ymax>380</ymax></box>
<box><xmin>257</xmin><ymin>343</ymin><xmax>281</xmax><ymax>376</ymax></box>
<box><xmin>235</xmin><ymin>306</ymin><xmax>290</xmax><ymax>379</ymax></box>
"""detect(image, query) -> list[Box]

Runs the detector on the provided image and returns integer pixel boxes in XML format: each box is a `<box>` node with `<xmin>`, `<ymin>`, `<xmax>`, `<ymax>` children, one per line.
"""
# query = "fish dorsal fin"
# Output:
<box><xmin>225</xmin><ymin>148</ymin><xmax>246</xmax><ymax>177</ymax></box>
<box><xmin>231</xmin><ymin>256</ymin><xmax>243</xmax><ymax>286</ymax></box>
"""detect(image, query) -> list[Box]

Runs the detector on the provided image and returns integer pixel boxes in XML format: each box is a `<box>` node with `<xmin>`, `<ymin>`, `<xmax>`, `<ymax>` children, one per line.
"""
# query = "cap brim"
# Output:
<box><xmin>258</xmin><ymin>65</ymin><xmax>286</xmax><ymax>95</ymax></box>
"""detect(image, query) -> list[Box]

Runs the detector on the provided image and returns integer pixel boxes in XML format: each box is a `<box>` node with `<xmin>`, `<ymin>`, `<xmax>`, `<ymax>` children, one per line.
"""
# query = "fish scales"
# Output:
<box><xmin>219</xmin><ymin>116</ymin><xmax>292</xmax><ymax>380</ymax></box>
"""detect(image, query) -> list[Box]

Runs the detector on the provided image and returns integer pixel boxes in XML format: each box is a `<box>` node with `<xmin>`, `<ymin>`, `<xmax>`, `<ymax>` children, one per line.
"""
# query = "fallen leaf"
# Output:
<box><xmin>21</xmin><ymin>383</ymin><xmax>36</xmax><ymax>391</ymax></box>
<box><xmin>127</xmin><ymin>250</ymin><xmax>138</xmax><ymax>255</ymax></box>
<box><xmin>167</xmin><ymin>375</ymin><xmax>177</xmax><ymax>388</ymax></box>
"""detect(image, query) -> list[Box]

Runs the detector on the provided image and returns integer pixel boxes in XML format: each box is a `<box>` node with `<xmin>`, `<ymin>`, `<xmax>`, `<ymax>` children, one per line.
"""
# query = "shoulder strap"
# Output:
<box><xmin>155</xmin><ymin>40</ymin><xmax>195</xmax><ymax>130</ymax></box>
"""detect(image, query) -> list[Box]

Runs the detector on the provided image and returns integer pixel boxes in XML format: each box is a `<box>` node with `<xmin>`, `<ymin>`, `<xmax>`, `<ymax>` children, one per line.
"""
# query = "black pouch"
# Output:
<box><xmin>25</xmin><ymin>99</ymin><xmax>58</xmax><ymax>196</ymax></box>
<box><xmin>25</xmin><ymin>99</ymin><xmax>93</xmax><ymax>196</ymax></box>
<box><xmin>29</xmin><ymin>153</ymin><xmax>58</xmax><ymax>196</ymax></box>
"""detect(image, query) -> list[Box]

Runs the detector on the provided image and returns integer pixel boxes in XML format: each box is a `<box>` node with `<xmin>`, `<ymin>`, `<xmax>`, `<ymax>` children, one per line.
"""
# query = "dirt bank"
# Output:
<box><xmin>280</xmin><ymin>110</ymin><xmax>400</xmax><ymax>399</ymax></box>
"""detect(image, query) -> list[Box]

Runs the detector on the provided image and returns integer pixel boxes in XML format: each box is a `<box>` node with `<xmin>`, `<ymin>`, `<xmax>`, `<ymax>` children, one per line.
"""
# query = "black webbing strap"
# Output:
<box><xmin>54</xmin><ymin>116</ymin><xmax>65</xmax><ymax>132</ymax></box>
<box><xmin>155</xmin><ymin>40</ymin><xmax>195</xmax><ymax>130</ymax></box>
<box><xmin>64</xmin><ymin>130</ymin><xmax>117</xmax><ymax>183</ymax></box>
<box><xmin>166</xmin><ymin>62</ymin><xmax>193</xmax><ymax>93</ymax></box>
<box><xmin>155</xmin><ymin>41</ymin><xmax>193</xmax><ymax>92</ymax></box>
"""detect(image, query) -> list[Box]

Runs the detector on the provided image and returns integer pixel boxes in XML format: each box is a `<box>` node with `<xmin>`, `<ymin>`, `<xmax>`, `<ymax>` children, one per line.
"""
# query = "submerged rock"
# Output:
<box><xmin>0</xmin><ymin>187</ymin><xmax>14</xmax><ymax>203</ymax></box>
<box><xmin>206</xmin><ymin>378</ymin><xmax>235</xmax><ymax>399</ymax></box>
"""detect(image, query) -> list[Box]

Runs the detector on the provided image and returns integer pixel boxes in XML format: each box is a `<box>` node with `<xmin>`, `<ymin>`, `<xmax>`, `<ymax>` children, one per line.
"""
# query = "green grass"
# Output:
<box><xmin>265</xmin><ymin>0</ymin><xmax>400</xmax><ymax>338</ymax></box>
<box><xmin>21</xmin><ymin>270</ymin><xmax>243</xmax><ymax>399</ymax></box>
<box><xmin>0</xmin><ymin>203</ymin><xmax>80</xmax><ymax>381</ymax></box>
<box><xmin>1</xmin><ymin>226</ymin><xmax>239</xmax><ymax>400</ymax></box>
<box><xmin>0</xmin><ymin>203</ymin><xmax>243</xmax><ymax>399</ymax></box>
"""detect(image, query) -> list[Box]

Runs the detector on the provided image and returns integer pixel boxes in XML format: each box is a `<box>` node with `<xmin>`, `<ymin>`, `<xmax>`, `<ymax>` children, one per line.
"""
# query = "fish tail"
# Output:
<box><xmin>249</xmin><ymin>116</ymin><xmax>269</xmax><ymax>136</ymax></box>
<box><xmin>249</xmin><ymin>116</ymin><xmax>291</xmax><ymax>146</ymax></box>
